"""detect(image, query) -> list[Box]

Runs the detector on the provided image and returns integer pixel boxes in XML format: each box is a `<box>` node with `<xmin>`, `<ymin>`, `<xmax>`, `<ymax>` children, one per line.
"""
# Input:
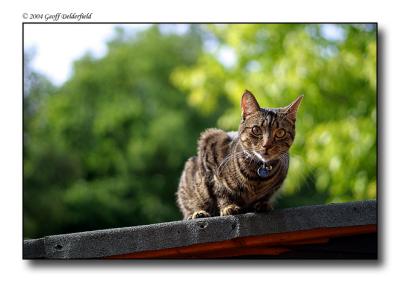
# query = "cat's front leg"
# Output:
<box><xmin>214</xmin><ymin>180</ymin><xmax>242</xmax><ymax>216</ymax></box>
<box><xmin>220</xmin><ymin>204</ymin><xmax>241</xmax><ymax>216</ymax></box>
<box><xmin>252</xmin><ymin>199</ymin><xmax>274</xmax><ymax>213</ymax></box>
<box><xmin>217</xmin><ymin>196</ymin><xmax>242</xmax><ymax>216</ymax></box>
<box><xmin>189</xmin><ymin>210</ymin><xmax>211</xmax><ymax>219</ymax></box>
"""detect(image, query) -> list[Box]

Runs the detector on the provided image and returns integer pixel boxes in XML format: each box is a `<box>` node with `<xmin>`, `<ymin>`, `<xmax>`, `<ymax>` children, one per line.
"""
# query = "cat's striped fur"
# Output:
<box><xmin>177</xmin><ymin>90</ymin><xmax>303</xmax><ymax>219</ymax></box>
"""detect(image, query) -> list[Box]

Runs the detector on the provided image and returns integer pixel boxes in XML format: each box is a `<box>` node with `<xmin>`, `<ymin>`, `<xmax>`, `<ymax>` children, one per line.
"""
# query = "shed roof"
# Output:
<box><xmin>23</xmin><ymin>200</ymin><xmax>377</xmax><ymax>259</ymax></box>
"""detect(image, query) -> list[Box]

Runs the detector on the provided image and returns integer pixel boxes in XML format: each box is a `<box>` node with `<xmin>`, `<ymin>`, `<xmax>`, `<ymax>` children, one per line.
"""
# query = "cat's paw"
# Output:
<box><xmin>220</xmin><ymin>204</ymin><xmax>241</xmax><ymax>216</ymax></box>
<box><xmin>254</xmin><ymin>201</ymin><xmax>274</xmax><ymax>213</ymax></box>
<box><xmin>189</xmin><ymin>210</ymin><xmax>211</xmax><ymax>219</ymax></box>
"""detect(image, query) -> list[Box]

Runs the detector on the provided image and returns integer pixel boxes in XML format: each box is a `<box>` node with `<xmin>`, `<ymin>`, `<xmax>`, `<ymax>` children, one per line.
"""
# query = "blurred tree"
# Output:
<box><xmin>24</xmin><ymin>25</ymin><xmax>220</xmax><ymax>238</ymax></box>
<box><xmin>172</xmin><ymin>24</ymin><xmax>376</xmax><ymax>207</ymax></box>
<box><xmin>24</xmin><ymin>49</ymin><xmax>58</xmax><ymax>236</ymax></box>
<box><xmin>24</xmin><ymin>24</ymin><xmax>376</xmax><ymax>238</ymax></box>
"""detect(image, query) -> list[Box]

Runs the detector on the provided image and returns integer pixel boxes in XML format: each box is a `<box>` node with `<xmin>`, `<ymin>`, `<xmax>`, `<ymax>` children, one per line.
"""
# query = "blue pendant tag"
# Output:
<box><xmin>257</xmin><ymin>163</ymin><xmax>272</xmax><ymax>178</ymax></box>
<box><xmin>257</xmin><ymin>166</ymin><xmax>269</xmax><ymax>178</ymax></box>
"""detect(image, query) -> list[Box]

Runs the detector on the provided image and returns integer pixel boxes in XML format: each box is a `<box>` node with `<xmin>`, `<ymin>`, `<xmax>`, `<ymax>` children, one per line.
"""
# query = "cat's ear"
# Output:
<box><xmin>283</xmin><ymin>95</ymin><xmax>303</xmax><ymax>121</ymax></box>
<box><xmin>241</xmin><ymin>90</ymin><xmax>260</xmax><ymax>120</ymax></box>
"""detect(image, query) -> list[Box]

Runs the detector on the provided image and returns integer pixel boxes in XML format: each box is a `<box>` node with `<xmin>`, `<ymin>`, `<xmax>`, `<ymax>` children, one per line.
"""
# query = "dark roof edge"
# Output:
<box><xmin>23</xmin><ymin>200</ymin><xmax>376</xmax><ymax>259</ymax></box>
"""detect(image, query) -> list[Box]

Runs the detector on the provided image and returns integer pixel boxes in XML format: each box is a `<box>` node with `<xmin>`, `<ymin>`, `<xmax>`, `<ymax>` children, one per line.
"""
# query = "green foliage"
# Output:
<box><xmin>172</xmin><ymin>24</ymin><xmax>376</xmax><ymax>208</ymax></box>
<box><xmin>24</xmin><ymin>24</ymin><xmax>376</xmax><ymax>238</ymax></box>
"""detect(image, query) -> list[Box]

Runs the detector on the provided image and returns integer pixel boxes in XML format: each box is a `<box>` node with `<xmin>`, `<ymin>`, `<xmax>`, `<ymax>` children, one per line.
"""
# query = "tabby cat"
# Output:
<box><xmin>176</xmin><ymin>90</ymin><xmax>303</xmax><ymax>219</ymax></box>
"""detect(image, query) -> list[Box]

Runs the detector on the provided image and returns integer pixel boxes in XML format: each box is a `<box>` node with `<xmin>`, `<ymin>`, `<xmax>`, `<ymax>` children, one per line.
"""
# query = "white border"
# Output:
<box><xmin>1</xmin><ymin>0</ymin><xmax>399</xmax><ymax>280</ymax></box>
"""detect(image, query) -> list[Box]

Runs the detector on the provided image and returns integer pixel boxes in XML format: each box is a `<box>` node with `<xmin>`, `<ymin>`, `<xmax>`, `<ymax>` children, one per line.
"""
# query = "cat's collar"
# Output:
<box><xmin>257</xmin><ymin>162</ymin><xmax>273</xmax><ymax>178</ymax></box>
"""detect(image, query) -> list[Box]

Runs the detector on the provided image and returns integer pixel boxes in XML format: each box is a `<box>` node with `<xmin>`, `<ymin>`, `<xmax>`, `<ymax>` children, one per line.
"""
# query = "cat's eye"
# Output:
<box><xmin>275</xmin><ymin>128</ymin><xmax>286</xmax><ymax>138</ymax></box>
<box><xmin>251</xmin><ymin>126</ymin><xmax>262</xmax><ymax>136</ymax></box>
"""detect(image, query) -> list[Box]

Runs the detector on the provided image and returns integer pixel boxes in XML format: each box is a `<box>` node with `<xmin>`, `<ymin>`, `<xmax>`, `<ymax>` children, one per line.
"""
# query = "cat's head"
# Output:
<box><xmin>238</xmin><ymin>90</ymin><xmax>303</xmax><ymax>162</ymax></box>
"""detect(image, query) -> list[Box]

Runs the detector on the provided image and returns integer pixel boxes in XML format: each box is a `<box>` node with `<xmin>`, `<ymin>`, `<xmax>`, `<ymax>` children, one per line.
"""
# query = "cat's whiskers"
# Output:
<box><xmin>252</xmin><ymin>150</ymin><xmax>268</xmax><ymax>163</ymax></box>
<box><xmin>216</xmin><ymin>149</ymin><xmax>238</xmax><ymax>171</ymax></box>
<box><xmin>216</xmin><ymin>141</ymin><xmax>240</xmax><ymax>170</ymax></box>
<box><xmin>217</xmin><ymin>142</ymin><xmax>260</xmax><ymax>175</ymax></box>
<box><xmin>217</xmin><ymin>150</ymin><xmax>247</xmax><ymax>174</ymax></box>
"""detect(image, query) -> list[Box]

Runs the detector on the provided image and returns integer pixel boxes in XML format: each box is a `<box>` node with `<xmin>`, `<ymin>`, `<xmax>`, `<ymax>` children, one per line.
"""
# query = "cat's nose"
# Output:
<box><xmin>262</xmin><ymin>138</ymin><xmax>271</xmax><ymax>148</ymax></box>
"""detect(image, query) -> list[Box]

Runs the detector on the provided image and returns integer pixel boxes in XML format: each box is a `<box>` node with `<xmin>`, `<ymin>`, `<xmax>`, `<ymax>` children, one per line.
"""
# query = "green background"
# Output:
<box><xmin>24</xmin><ymin>24</ymin><xmax>376</xmax><ymax>239</ymax></box>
